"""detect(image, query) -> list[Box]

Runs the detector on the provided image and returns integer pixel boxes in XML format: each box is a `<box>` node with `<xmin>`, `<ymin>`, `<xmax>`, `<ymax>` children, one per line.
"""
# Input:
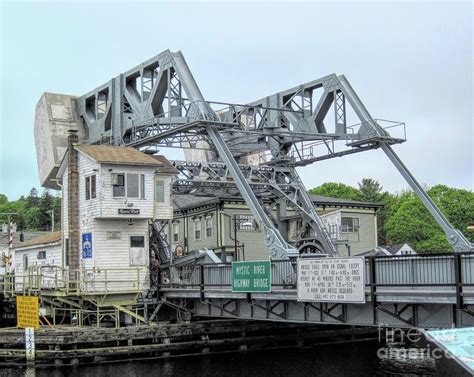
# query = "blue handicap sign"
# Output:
<box><xmin>82</xmin><ymin>233</ymin><xmax>92</xmax><ymax>259</ymax></box>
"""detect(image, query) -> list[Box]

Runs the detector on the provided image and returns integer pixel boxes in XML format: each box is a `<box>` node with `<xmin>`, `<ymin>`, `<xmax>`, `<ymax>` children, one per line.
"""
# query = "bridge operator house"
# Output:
<box><xmin>13</xmin><ymin>132</ymin><xmax>177</xmax><ymax>293</ymax></box>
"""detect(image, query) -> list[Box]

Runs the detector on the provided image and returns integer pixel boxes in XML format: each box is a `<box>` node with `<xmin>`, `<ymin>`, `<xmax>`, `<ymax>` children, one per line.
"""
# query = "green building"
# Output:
<box><xmin>166</xmin><ymin>195</ymin><xmax>382</xmax><ymax>261</ymax></box>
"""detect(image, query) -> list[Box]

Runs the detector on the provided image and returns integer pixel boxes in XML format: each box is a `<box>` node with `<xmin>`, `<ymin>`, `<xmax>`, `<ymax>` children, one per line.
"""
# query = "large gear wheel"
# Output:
<box><xmin>296</xmin><ymin>238</ymin><xmax>325</xmax><ymax>255</ymax></box>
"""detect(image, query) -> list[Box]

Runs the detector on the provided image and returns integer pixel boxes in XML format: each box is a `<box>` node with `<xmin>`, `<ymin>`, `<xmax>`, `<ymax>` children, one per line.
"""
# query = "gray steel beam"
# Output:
<box><xmin>381</xmin><ymin>144</ymin><xmax>474</xmax><ymax>252</ymax></box>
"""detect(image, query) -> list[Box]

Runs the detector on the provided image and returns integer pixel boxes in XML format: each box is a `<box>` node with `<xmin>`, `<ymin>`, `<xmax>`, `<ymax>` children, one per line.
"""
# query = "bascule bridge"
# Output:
<box><xmin>19</xmin><ymin>49</ymin><xmax>474</xmax><ymax>329</ymax></box>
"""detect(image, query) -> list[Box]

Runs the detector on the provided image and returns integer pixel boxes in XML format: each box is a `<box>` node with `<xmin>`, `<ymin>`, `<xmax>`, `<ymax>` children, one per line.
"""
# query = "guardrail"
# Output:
<box><xmin>1</xmin><ymin>266</ymin><xmax>148</xmax><ymax>297</ymax></box>
<box><xmin>158</xmin><ymin>253</ymin><xmax>474</xmax><ymax>296</ymax></box>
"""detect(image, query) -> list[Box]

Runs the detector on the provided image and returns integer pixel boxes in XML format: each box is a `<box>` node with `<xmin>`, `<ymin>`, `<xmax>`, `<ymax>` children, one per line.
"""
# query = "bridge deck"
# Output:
<box><xmin>156</xmin><ymin>253</ymin><xmax>474</xmax><ymax>329</ymax></box>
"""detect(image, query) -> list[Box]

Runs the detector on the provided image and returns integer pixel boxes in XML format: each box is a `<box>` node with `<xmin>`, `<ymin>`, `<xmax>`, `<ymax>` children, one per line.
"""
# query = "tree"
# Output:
<box><xmin>24</xmin><ymin>207</ymin><xmax>42</xmax><ymax>230</ymax></box>
<box><xmin>0</xmin><ymin>194</ymin><xmax>7</xmax><ymax>206</ymax></box>
<box><xmin>357</xmin><ymin>178</ymin><xmax>396</xmax><ymax>245</ymax></box>
<box><xmin>25</xmin><ymin>187</ymin><xmax>39</xmax><ymax>210</ymax></box>
<box><xmin>38</xmin><ymin>189</ymin><xmax>54</xmax><ymax>231</ymax></box>
<box><xmin>308</xmin><ymin>182</ymin><xmax>360</xmax><ymax>200</ymax></box>
<box><xmin>358</xmin><ymin>178</ymin><xmax>383</xmax><ymax>203</ymax></box>
<box><xmin>384</xmin><ymin>186</ymin><xmax>474</xmax><ymax>252</ymax></box>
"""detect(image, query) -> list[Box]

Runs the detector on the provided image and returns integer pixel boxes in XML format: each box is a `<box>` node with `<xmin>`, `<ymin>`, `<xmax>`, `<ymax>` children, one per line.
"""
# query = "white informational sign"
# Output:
<box><xmin>297</xmin><ymin>257</ymin><xmax>365</xmax><ymax>303</ymax></box>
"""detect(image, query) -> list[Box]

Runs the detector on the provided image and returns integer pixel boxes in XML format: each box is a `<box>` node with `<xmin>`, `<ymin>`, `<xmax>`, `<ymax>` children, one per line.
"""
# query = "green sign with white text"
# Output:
<box><xmin>232</xmin><ymin>260</ymin><xmax>271</xmax><ymax>292</ymax></box>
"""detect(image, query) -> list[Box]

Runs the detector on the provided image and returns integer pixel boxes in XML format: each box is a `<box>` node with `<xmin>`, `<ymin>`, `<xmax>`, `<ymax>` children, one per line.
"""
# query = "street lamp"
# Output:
<box><xmin>233</xmin><ymin>214</ymin><xmax>253</xmax><ymax>261</ymax></box>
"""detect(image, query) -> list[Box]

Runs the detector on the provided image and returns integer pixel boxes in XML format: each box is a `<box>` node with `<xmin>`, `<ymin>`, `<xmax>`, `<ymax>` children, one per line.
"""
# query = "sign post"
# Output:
<box><xmin>232</xmin><ymin>260</ymin><xmax>271</xmax><ymax>293</ymax></box>
<box><xmin>297</xmin><ymin>257</ymin><xmax>365</xmax><ymax>303</ymax></box>
<box><xmin>24</xmin><ymin>327</ymin><xmax>35</xmax><ymax>366</ymax></box>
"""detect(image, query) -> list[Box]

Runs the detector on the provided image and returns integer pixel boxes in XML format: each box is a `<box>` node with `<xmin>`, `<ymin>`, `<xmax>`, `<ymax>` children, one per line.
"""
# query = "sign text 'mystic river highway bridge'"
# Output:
<box><xmin>26</xmin><ymin>49</ymin><xmax>474</xmax><ymax>331</ymax></box>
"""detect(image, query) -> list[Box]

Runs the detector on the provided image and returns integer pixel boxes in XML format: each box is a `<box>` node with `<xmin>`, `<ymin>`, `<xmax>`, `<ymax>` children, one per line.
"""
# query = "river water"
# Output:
<box><xmin>0</xmin><ymin>339</ymin><xmax>434</xmax><ymax>377</ymax></box>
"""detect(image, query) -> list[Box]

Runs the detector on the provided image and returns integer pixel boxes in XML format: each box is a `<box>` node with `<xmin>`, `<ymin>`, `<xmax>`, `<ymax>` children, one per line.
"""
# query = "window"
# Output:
<box><xmin>140</xmin><ymin>174</ymin><xmax>145</xmax><ymax>199</ymax></box>
<box><xmin>127</xmin><ymin>174</ymin><xmax>139</xmax><ymax>197</ymax></box>
<box><xmin>91</xmin><ymin>175</ymin><xmax>96</xmax><ymax>199</ymax></box>
<box><xmin>112</xmin><ymin>173</ymin><xmax>145</xmax><ymax>198</ymax></box>
<box><xmin>130</xmin><ymin>236</ymin><xmax>145</xmax><ymax>248</ymax></box>
<box><xmin>37</xmin><ymin>251</ymin><xmax>46</xmax><ymax>260</ymax></box>
<box><xmin>155</xmin><ymin>179</ymin><xmax>165</xmax><ymax>203</ymax></box>
<box><xmin>237</xmin><ymin>214</ymin><xmax>255</xmax><ymax>231</ymax></box>
<box><xmin>64</xmin><ymin>238</ymin><xmax>69</xmax><ymax>266</ymax></box>
<box><xmin>85</xmin><ymin>175</ymin><xmax>97</xmax><ymax>200</ymax></box>
<box><xmin>341</xmin><ymin>217</ymin><xmax>359</xmax><ymax>233</ymax></box>
<box><xmin>206</xmin><ymin>217</ymin><xmax>212</xmax><ymax>238</ymax></box>
<box><xmin>85</xmin><ymin>176</ymin><xmax>90</xmax><ymax>200</ymax></box>
<box><xmin>23</xmin><ymin>255</ymin><xmax>29</xmax><ymax>271</ymax></box>
<box><xmin>173</xmin><ymin>222</ymin><xmax>179</xmax><ymax>243</ymax></box>
<box><xmin>112</xmin><ymin>173</ymin><xmax>125</xmax><ymax>197</ymax></box>
<box><xmin>194</xmin><ymin>218</ymin><xmax>202</xmax><ymax>240</ymax></box>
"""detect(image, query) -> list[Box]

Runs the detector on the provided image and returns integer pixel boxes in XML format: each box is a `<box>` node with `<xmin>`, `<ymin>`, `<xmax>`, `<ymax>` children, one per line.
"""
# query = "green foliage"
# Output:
<box><xmin>384</xmin><ymin>185</ymin><xmax>474</xmax><ymax>252</ymax></box>
<box><xmin>309</xmin><ymin>181</ymin><xmax>474</xmax><ymax>253</ymax></box>
<box><xmin>309</xmin><ymin>182</ymin><xmax>360</xmax><ymax>200</ymax></box>
<box><xmin>358</xmin><ymin>178</ymin><xmax>383</xmax><ymax>203</ymax></box>
<box><xmin>0</xmin><ymin>187</ymin><xmax>61</xmax><ymax>231</ymax></box>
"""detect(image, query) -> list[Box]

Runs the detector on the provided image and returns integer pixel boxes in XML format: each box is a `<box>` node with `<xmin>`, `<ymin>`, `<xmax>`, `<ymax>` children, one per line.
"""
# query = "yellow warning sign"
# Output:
<box><xmin>16</xmin><ymin>296</ymin><xmax>39</xmax><ymax>329</ymax></box>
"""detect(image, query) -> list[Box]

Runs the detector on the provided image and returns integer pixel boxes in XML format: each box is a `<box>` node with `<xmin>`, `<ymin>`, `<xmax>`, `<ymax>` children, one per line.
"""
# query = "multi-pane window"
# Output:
<box><xmin>206</xmin><ymin>217</ymin><xmax>212</xmax><ymax>238</ymax></box>
<box><xmin>112</xmin><ymin>173</ymin><xmax>145</xmax><ymax>198</ymax></box>
<box><xmin>37</xmin><ymin>251</ymin><xmax>46</xmax><ymax>260</ymax></box>
<box><xmin>194</xmin><ymin>218</ymin><xmax>202</xmax><ymax>240</ymax></box>
<box><xmin>155</xmin><ymin>179</ymin><xmax>165</xmax><ymax>203</ymax></box>
<box><xmin>127</xmin><ymin>174</ymin><xmax>139</xmax><ymax>197</ymax></box>
<box><xmin>237</xmin><ymin>214</ymin><xmax>255</xmax><ymax>231</ymax></box>
<box><xmin>341</xmin><ymin>217</ymin><xmax>360</xmax><ymax>233</ymax></box>
<box><xmin>173</xmin><ymin>222</ymin><xmax>179</xmax><ymax>243</ymax></box>
<box><xmin>112</xmin><ymin>173</ymin><xmax>125</xmax><ymax>197</ymax></box>
<box><xmin>85</xmin><ymin>174</ymin><xmax>97</xmax><ymax>200</ymax></box>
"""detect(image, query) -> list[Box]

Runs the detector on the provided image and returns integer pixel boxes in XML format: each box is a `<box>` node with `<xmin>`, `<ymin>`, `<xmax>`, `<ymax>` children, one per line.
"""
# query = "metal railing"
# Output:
<box><xmin>158</xmin><ymin>252</ymin><xmax>474</xmax><ymax>292</ymax></box>
<box><xmin>1</xmin><ymin>265</ymin><xmax>149</xmax><ymax>297</ymax></box>
<box><xmin>161</xmin><ymin>260</ymin><xmax>299</xmax><ymax>290</ymax></box>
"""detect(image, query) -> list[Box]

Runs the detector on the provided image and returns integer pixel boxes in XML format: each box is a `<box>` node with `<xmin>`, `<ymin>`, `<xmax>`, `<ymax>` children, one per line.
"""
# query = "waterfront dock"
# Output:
<box><xmin>0</xmin><ymin>320</ymin><xmax>378</xmax><ymax>367</ymax></box>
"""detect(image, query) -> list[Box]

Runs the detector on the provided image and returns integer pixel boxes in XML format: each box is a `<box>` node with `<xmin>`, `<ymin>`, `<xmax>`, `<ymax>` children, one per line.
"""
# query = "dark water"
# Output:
<box><xmin>0</xmin><ymin>340</ymin><xmax>430</xmax><ymax>377</ymax></box>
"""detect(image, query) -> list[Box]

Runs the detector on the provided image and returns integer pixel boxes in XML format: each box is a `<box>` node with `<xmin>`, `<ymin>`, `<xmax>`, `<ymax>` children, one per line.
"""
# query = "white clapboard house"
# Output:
<box><xmin>14</xmin><ymin>139</ymin><xmax>177</xmax><ymax>295</ymax></box>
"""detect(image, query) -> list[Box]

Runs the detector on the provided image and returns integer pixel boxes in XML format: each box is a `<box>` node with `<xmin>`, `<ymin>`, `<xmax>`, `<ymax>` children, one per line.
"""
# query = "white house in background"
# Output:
<box><xmin>383</xmin><ymin>243</ymin><xmax>417</xmax><ymax>256</ymax></box>
<box><xmin>14</xmin><ymin>143</ymin><xmax>177</xmax><ymax>294</ymax></box>
<box><xmin>12</xmin><ymin>231</ymin><xmax>62</xmax><ymax>290</ymax></box>
<box><xmin>360</xmin><ymin>243</ymin><xmax>417</xmax><ymax>257</ymax></box>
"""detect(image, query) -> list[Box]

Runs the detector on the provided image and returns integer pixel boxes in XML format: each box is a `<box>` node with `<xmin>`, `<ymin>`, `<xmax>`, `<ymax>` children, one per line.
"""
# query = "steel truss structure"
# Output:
<box><xmin>75</xmin><ymin>49</ymin><xmax>473</xmax><ymax>258</ymax></box>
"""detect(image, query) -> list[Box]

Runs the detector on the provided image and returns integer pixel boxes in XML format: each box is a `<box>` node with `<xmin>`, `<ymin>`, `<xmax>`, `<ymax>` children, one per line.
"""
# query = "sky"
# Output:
<box><xmin>0</xmin><ymin>1</ymin><xmax>472</xmax><ymax>200</ymax></box>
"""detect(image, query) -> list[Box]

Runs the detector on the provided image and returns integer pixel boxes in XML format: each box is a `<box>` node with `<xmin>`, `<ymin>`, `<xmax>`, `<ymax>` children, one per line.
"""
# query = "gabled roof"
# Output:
<box><xmin>12</xmin><ymin>231</ymin><xmax>62</xmax><ymax>250</ymax></box>
<box><xmin>309</xmin><ymin>194</ymin><xmax>382</xmax><ymax>208</ymax></box>
<box><xmin>384</xmin><ymin>243</ymin><xmax>414</xmax><ymax>255</ymax></box>
<box><xmin>75</xmin><ymin>145</ymin><xmax>172</xmax><ymax>169</ymax></box>
<box><xmin>151</xmin><ymin>155</ymin><xmax>179</xmax><ymax>174</ymax></box>
<box><xmin>172</xmin><ymin>193</ymin><xmax>382</xmax><ymax>212</ymax></box>
<box><xmin>173</xmin><ymin>195</ymin><xmax>221</xmax><ymax>211</ymax></box>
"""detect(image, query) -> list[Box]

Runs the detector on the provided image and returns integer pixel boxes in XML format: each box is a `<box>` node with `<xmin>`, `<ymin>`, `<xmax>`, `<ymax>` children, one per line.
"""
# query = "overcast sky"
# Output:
<box><xmin>1</xmin><ymin>1</ymin><xmax>472</xmax><ymax>200</ymax></box>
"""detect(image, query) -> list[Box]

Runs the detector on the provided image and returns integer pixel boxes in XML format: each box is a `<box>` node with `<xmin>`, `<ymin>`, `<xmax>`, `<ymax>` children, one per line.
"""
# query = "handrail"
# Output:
<box><xmin>158</xmin><ymin>253</ymin><xmax>474</xmax><ymax>291</ymax></box>
<box><xmin>1</xmin><ymin>266</ymin><xmax>149</xmax><ymax>296</ymax></box>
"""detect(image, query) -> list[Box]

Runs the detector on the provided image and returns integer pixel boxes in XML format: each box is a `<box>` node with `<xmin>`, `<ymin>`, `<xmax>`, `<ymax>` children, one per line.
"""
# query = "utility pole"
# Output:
<box><xmin>46</xmin><ymin>210</ymin><xmax>54</xmax><ymax>232</ymax></box>
<box><xmin>0</xmin><ymin>212</ymin><xmax>19</xmax><ymax>273</ymax></box>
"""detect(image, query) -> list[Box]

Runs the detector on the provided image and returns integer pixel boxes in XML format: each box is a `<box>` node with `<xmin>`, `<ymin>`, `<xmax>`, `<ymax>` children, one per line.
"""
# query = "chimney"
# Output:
<box><xmin>67</xmin><ymin>130</ymin><xmax>80</xmax><ymax>280</ymax></box>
